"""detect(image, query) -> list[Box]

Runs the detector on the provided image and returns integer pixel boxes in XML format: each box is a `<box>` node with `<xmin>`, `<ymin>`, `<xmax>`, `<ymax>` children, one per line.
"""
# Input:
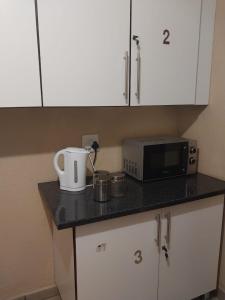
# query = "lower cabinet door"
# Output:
<box><xmin>76</xmin><ymin>211</ymin><xmax>160</xmax><ymax>300</ymax></box>
<box><xmin>158</xmin><ymin>196</ymin><xmax>224</xmax><ymax>300</ymax></box>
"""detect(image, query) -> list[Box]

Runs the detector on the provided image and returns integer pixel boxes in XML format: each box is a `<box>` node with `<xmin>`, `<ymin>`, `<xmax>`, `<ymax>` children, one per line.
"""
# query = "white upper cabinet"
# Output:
<box><xmin>37</xmin><ymin>0</ymin><xmax>216</xmax><ymax>107</ymax></box>
<box><xmin>0</xmin><ymin>0</ymin><xmax>41</xmax><ymax>107</ymax></box>
<box><xmin>196</xmin><ymin>0</ymin><xmax>216</xmax><ymax>105</ymax></box>
<box><xmin>131</xmin><ymin>0</ymin><xmax>202</xmax><ymax>106</ymax></box>
<box><xmin>38</xmin><ymin>0</ymin><xmax>130</xmax><ymax>107</ymax></box>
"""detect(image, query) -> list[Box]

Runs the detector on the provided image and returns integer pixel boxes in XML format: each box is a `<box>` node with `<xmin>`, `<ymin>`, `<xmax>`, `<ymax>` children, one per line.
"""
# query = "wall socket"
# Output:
<box><xmin>82</xmin><ymin>134</ymin><xmax>99</xmax><ymax>150</ymax></box>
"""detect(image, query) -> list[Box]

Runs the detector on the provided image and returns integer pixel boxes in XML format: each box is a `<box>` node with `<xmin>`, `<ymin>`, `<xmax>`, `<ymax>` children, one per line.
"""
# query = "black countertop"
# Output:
<box><xmin>38</xmin><ymin>173</ymin><xmax>225</xmax><ymax>230</ymax></box>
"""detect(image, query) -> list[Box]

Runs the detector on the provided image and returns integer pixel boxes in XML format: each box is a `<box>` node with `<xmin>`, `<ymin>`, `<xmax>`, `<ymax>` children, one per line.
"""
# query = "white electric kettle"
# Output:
<box><xmin>53</xmin><ymin>147</ymin><xmax>90</xmax><ymax>192</ymax></box>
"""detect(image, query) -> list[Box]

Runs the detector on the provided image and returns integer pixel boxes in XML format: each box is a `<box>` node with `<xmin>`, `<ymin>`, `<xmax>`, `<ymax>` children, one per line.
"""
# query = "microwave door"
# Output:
<box><xmin>143</xmin><ymin>142</ymin><xmax>188</xmax><ymax>181</ymax></box>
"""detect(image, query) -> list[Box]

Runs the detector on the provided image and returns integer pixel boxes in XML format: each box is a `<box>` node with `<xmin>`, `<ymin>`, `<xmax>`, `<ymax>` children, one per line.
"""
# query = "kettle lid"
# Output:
<box><xmin>66</xmin><ymin>147</ymin><xmax>89</xmax><ymax>154</ymax></box>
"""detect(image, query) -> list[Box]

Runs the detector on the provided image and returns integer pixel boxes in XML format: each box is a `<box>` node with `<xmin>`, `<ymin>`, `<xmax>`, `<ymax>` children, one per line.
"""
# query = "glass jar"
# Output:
<box><xmin>93</xmin><ymin>171</ymin><xmax>111</xmax><ymax>202</ymax></box>
<box><xmin>110</xmin><ymin>172</ymin><xmax>126</xmax><ymax>198</ymax></box>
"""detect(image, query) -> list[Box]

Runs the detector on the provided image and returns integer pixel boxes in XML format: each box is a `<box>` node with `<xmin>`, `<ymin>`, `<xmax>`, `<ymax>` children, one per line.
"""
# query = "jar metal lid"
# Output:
<box><xmin>94</xmin><ymin>170</ymin><xmax>110</xmax><ymax>180</ymax></box>
<box><xmin>94</xmin><ymin>170</ymin><xmax>110</xmax><ymax>176</ymax></box>
<box><xmin>110</xmin><ymin>172</ymin><xmax>126</xmax><ymax>182</ymax></box>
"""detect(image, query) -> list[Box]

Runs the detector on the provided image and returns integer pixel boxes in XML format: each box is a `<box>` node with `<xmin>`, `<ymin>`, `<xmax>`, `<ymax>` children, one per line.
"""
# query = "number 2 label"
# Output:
<box><xmin>163</xmin><ymin>29</ymin><xmax>170</xmax><ymax>45</ymax></box>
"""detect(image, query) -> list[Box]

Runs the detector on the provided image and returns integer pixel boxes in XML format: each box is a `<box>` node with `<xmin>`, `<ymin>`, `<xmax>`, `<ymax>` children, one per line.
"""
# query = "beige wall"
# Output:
<box><xmin>0</xmin><ymin>107</ymin><xmax>178</xmax><ymax>300</ymax></box>
<box><xmin>177</xmin><ymin>0</ymin><xmax>225</xmax><ymax>291</ymax></box>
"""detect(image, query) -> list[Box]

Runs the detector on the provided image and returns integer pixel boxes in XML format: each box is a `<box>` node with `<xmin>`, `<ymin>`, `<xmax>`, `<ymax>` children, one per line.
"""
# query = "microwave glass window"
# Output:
<box><xmin>149</xmin><ymin>152</ymin><xmax>162</xmax><ymax>169</ymax></box>
<box><xmin>143</xmin><ymin>142</ymin><xmax>188</xmax><ymax>180</ymax></box>
<box><xmin>165</xmin><ymin>150</ymin><xmax>180</xmax><ymax>167</ymax></box>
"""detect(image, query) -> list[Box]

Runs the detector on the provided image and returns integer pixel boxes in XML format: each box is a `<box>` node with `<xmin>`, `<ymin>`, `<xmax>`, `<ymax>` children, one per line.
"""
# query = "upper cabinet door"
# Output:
<box><xmin>131</xmin><ymin>0</ymin><xmax>202</xmax><ymax>106</ymax></box>
<box><xmin>0</xmin><ymin>0</ymin><xmax>41</xmax><ymax>108</ymax></box>
<box><xmin>38</xmin><ymin>0</ymin><xmax>130</xmax><ymax>107</ymax></box>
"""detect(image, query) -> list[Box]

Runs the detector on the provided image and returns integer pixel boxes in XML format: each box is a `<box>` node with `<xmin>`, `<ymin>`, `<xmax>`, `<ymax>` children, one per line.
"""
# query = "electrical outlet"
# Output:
<box><xmin>82</xmin><ymin>134</ymin><xmax>99</xmax><ymax>150</ymax></box>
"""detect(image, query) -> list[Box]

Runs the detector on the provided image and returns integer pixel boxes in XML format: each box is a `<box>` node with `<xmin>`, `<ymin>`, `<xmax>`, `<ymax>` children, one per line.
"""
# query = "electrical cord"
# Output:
<box><xmin>91</xmin><ymin>141</ymin><xmax>100</xmax><ymax>166</ymax></box>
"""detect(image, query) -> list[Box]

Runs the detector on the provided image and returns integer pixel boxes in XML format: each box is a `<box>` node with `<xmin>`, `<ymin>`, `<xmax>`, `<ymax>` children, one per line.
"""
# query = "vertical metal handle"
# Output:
<box><xmin>135</xmin><ymin>48</ymin><xmax>141</xmax><ymax>103</ymax></box>
<box><xmin>165</xmin><ymin>212</ymin><xmax>171</xmax><ymax>248</ymax></box>
<box><xmin>155</xmin><ymin>214</ymin><xmax>161</xmax><ymax>251</ymax></box>
<box><xmin>123</xmin><ymin>51</ymin><xmax>129</xmax><ymax>104</ymax></box>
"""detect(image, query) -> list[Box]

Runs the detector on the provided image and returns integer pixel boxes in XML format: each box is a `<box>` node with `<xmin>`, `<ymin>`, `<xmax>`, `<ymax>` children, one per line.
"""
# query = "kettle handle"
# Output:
<box><xmin>53</xmin><ymin>149</ymin><xmax>65</xmax><ymax>177</ymax></box>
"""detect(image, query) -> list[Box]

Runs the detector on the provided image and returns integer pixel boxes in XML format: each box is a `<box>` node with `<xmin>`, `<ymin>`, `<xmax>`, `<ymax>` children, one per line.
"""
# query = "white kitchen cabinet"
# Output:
<box><xmin>130</xmin><ymin>0</ymin><xmax>216</xmax><ymax>106</ymax></box>
<box><xmin>0</xmin><ymin>0</ymin><xmax>41</xmax><ymax>107</ymax></box>
<box><xmin>196</xmin><ymin>0</ymin><xmax>217</xmax><ymax>105</ymax></box>
<box><xmin>37</xmin><ymin>0</ymin><xmax>130</xmax><ymax>107</ymax></box>
<box><xmin>37</xmin><ymin>0</ymin><xmax>215</xmax><ymax>107</ymax></box>
<box><xmin>76</xmin><ymin>211</ymin><xmax>160</xmax><ymax>300</ymax></box>
<box><xmin>159</xmin><ymin>196</ymin><xmax>224</xmax><ymax>300</ymax></box>
<box><xmin>131</xmin><ymin>0</ymin><xmax>202</xmax><ymax>106</ymax></box>
<box><xmin>53</xmin><ymin>196</ymin><xmax>224</xmax><ymax>300</ymax></box>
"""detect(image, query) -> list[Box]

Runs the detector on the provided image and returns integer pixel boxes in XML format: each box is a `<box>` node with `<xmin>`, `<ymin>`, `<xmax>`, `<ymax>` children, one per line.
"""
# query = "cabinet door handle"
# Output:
<box><xmin>165</xmin><ymin>212</ymin><xmax>171</xmax><ymax>248</ymax></box>
<box><xmin>135</xmin><ymin>48</ymin><xmax>141</xmax><ymax>103</ymax></box>
<box><xmin>123</xmin><ymin>51</ymin><xmax>129</xmax><ymax>104</ymax></box>
<box><xmin>155</xmin><ymin>214</ymin><xmax>161</xmax><ymax>250</ymax></box>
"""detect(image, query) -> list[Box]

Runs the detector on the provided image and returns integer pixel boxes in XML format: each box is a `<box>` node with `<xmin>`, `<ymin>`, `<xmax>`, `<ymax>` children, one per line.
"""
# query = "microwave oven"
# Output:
<box><xmin>123</xmin><ymin>137</ymin><xmax>198</xmax><ymax>181</ymax></box>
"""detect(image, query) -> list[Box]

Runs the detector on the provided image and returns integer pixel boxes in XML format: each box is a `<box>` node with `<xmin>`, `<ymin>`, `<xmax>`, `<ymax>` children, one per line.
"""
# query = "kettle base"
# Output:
<box><xmin>60</xmin><ymin>185</ymin><xmax>87</xmax><ymax>192</ymax></box>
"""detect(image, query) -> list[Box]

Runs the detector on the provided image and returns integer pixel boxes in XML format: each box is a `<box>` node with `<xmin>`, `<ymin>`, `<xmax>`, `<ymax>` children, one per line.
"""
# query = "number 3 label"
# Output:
<box><xmin>163</xmin><ymin>29</ymin><xmax>170</xmax><ymax>45</ymax></box>
<box><xmin>134</xmin><ymin>250</ymin><xmax>143</xmax><ymax>264</ymax></box>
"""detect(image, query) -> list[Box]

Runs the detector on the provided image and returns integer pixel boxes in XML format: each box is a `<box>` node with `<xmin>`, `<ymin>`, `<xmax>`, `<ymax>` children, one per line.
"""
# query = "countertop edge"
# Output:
<box><xmin>55</xmin><ymin>190</ymin><xmax>225</xmax><ymax>230</ymax></box>
<box><xmin>38</xmin><ymin>174</ymin><xmax>225</xmax><ymax>230</ymax></box>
